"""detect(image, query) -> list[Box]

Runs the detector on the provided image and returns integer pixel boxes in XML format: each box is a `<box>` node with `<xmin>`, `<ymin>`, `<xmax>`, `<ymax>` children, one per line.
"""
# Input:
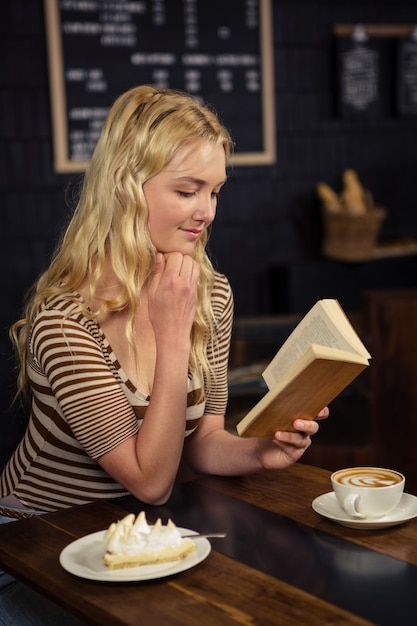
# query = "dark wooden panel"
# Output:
<box><xmin>364</xmin><ymin>289</ymin><xmax>417</xmax><ymax>492</ymax></box>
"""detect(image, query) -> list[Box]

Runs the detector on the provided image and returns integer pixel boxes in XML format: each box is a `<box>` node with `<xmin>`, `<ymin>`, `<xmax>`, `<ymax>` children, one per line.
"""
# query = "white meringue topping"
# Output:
<box><xmin>104</xmin><ymin>511</ymin><xmax>185</xmax><ymax>555</ymax></box>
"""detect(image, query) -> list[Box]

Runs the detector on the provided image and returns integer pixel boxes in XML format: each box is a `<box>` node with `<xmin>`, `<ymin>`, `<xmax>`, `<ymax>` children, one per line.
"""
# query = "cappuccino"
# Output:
<box><xmin>331</xmin><ymin>466</ymin><xmax>405</xmax><ymax>519</ymax></box>
<box><xmin>332</xmin><ymin>467</ymin><xmax>403</xmax><ymax>489</ymax></box>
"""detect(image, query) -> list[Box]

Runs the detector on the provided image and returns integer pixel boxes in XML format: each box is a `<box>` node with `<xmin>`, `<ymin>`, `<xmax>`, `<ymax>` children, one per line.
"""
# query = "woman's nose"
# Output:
<box><xmin>194</xmin><ymin>196</ymin><xmax>216</xmax><ymax>223</ymax></box>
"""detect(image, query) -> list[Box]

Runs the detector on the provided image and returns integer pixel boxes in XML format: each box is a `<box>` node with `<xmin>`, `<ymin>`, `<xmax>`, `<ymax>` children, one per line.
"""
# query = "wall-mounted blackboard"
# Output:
<box><xmin>334</xmin><ymin>24</ymin><xmax>417</xmax><ymax>119</ymax></box>
<box><xmin>336</xmin><ymin>36</ymin><xmax>382</xmax><ymax>118</ymax></box>
<box><xmin>397</xmin><ymin>36</ymin><xmax>417</xmax><ymax>115</ymax></box>
<box><xmin>44</xmin><ymin>0</ymin><xmax>275</xmax><ymax>173</ymax></box>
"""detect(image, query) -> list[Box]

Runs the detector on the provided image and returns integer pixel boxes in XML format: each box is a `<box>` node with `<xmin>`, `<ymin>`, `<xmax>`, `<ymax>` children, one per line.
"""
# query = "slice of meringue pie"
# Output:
<box><xmin>103</xmin><ymin>511</ymin><xmax>196</xmax><ymax>569</ymax></box>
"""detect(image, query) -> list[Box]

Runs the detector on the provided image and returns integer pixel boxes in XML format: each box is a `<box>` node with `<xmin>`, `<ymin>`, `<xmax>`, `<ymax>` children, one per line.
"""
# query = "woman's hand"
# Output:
<box><xmin>147</xmin><ymin>252</ymin><xmax>200</xmax><ymax>345</ymax></box>
<box><xmin>256</xmin><ymin>407</ymin><xmax>329</xmax><ymax>470</ymax></box>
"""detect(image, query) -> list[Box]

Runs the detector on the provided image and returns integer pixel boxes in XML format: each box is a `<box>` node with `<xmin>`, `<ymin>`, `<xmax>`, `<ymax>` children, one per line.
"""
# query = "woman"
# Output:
<box><xmin>0</xmin><ymin>84</ymin><xmax>327</xmax><ymax>515</ymax></box>
<box><xmin>0</xmin><ymin>84</ymin><xmax>327</xmax><ymax>624</ymax></box>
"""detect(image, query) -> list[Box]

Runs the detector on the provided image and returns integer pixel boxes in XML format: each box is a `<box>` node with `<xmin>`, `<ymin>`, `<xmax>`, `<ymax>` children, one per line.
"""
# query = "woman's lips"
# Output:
<box><xmin>180</xmin><ymin>228</ymin><xmax>202</xmax><ymax>239</ymax></box>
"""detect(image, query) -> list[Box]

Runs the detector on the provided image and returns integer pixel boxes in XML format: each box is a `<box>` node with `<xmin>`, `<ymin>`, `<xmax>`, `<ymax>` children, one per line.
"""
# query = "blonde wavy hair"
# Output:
<box><xmin>11</xmin><ymin>84</ymin><xmax>233</xmax><ymax>398</ymax></box>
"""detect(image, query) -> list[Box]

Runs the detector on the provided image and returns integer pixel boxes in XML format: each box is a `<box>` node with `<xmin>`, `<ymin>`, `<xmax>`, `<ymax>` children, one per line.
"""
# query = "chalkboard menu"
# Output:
<box><xmin>334</xmin><ymin>24</ymin><xmax>417</xmax><ymax>120</ymax></box>
<box><xmin>397</xmin><ymin>37</ymin><xmax>417</xmax><ymax>115</ymax></box>
<box><xmin>336</xmin><ymin>36</ymin><xmax>382</xmax><ymax>118</ymax></box>
<box><xmin>44</xmin><ymin>0</ymin><xmax>275</xmax><ymax>173</ymax></box>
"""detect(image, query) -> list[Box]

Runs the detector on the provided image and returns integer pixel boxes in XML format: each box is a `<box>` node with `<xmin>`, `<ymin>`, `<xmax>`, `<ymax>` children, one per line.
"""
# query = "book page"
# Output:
<box><xmin>262</xmin><ymin>300</ymin><xmax>369</xmax><ymax>389</ymax></box>
<box><xmin>321</xmin><ymin>299</ymin><xmax>370</xmax><ymax>355</ymax></box>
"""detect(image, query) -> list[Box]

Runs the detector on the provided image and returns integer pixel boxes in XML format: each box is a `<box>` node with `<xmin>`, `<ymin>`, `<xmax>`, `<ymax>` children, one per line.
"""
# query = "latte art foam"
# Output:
<box><xmin>333</xmin><ymin>467</ymin><xmax>403</xmax><ymax>488</ymax></box>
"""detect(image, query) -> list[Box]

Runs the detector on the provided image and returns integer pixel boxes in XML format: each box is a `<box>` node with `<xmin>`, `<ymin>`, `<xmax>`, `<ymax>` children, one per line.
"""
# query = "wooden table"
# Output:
<box><xmin>1</xmin><ymin>463</ymin><xmax>417</xmax><ymax>626</ymax></box>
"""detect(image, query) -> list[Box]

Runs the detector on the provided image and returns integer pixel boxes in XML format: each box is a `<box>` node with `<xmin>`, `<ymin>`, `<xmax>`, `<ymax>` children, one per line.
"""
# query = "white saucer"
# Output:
<box><xmin>59</xmin><ymin>528</ymin><xmax>210</xmax><ymax>582</ymax></box>
<box><xmin>312</xmin><ymin>491</ymin><xmax>417</xmax><ymax>529</ymax></box>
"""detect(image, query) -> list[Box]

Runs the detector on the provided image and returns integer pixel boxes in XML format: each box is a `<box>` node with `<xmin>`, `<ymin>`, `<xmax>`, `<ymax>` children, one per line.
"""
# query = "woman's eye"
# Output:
<box><xmin>177</xmin><ymin>191</ymin><xmax>195</xmax><ymax>198</ymax></box>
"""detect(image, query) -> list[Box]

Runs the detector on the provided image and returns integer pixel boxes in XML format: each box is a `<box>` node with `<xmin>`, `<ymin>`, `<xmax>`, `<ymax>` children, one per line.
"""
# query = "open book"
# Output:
<box><xmin>236</xmin><ymin>299</ymin><xmax>371</xmax><ymax>438</ymax></box>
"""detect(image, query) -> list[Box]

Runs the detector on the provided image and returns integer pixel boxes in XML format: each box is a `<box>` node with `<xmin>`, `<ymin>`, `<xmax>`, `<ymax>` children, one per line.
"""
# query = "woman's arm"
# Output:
<box><xmin>184</xmin><ymin>408</ymin><xmax>328</xmax><ymax>476</ymax></box>
<box><xmin>100</xmin><ymin>253</ymin><xmax>200</xmax><ymax>504</ymax></box>
<box><xmin>33</xmin><ymin>253</ymin><xmax>200</xmax><ymax>506</ymax></box>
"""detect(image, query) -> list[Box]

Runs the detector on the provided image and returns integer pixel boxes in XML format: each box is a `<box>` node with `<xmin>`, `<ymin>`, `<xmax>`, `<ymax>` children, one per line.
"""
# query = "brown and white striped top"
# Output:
<box><xmin>0</xmin><ymin>273</ymin><xmax>233</xmax><ymax>511</ymax></box>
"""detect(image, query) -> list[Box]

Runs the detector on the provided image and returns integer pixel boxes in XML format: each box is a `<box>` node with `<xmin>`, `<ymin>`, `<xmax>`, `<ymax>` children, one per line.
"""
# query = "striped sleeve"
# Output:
<box><xmin>30</xmin><ymin>309</ymin><xmax>139</xmax><ymax>460</ymax></box>
<box><xmin>204</xmin><ymin>273</ymin><xmax>234</xmax><ymax>415</ymax></box>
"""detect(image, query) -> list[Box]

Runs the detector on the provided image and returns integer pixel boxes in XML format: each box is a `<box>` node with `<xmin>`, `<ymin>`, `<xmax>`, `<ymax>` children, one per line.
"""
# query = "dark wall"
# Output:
<box><xmin>2</xmin><ymin>0</ymin><xmax>417</xmax><ymax>465</ymax></box>
<box><xmin>212</xmin><ymin>1</ymin><xmax>417</xmax><ymax>314</ymax></box>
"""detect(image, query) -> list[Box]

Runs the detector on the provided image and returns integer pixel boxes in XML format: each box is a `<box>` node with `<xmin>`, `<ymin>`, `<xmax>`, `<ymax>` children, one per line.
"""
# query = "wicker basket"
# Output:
<box><xmin>321</xmin><ymin>208</ymin><xmax>386</xmax><ymax>262</ymax></box>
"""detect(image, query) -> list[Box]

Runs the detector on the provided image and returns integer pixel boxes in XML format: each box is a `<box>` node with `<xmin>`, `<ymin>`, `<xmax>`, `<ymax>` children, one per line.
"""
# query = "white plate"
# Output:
<box><xmin>312</xmin><ymin>491</ymin><xmax>417</xmax><ymax>529</ymax></box>
<box><xmin>59</xmin><ymin>528</ymin><xmax>211</xmax><ymax>581</ymax></box>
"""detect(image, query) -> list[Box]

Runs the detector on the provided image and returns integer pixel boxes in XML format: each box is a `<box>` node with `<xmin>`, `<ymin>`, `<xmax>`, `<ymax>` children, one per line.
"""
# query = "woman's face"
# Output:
<box><xmin>143</xmin><ymin>140</ymin><xmax>227</xmax><ymax>255</ymax></box>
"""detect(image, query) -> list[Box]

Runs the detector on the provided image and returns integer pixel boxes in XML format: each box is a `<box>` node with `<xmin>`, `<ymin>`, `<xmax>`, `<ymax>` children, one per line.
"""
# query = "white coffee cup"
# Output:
<box><xmin>331</xmin><ymin>467</ymin><xmax>405</xmax><ymax>519</ymax></box>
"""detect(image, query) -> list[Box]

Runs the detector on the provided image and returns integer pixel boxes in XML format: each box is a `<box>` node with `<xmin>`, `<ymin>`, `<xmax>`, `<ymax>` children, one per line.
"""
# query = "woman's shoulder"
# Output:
<box><xmin>34</xmin><ymin>289</ymin><xmax>95</xmax><ymax>328</ymax></box>
<box><xmin>211</xmin><ymin>272</ymin><xmax>233</xmax><ymax>315</ymax></box>
<box><xmin>30</xmin><ymin>290</ymin><xmax>102</xmax><ymax>355</ymax></box>
<box><xmin>39</xmin><ymin>289</ymin><xmax>83</xmax><ymax>313</ymax></box>
<box><xmin>212</xmin><ymin>271</ymin><xmax>232</xmax><ymax>296</ymax></box>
